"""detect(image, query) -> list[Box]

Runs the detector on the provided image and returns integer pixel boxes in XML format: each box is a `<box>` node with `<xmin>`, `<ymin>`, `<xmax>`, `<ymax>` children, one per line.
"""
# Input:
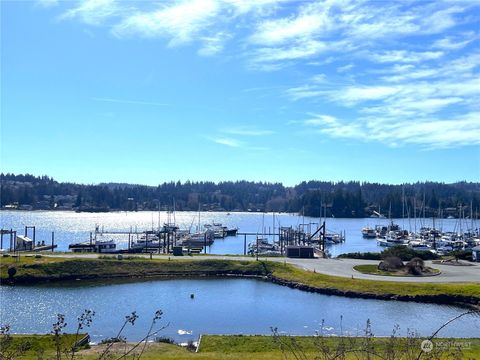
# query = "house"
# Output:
<box><xmin>15</xmin><ymin>235</ymin><xmax>33</xmax><ymax>251</ymax></box>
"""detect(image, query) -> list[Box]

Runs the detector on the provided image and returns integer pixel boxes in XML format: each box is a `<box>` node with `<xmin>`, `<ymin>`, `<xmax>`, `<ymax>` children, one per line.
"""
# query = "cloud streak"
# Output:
<box><xmin>92</xmin><ymin>97</ymin><xmax>169</xmax><ymax>106</ymax></box>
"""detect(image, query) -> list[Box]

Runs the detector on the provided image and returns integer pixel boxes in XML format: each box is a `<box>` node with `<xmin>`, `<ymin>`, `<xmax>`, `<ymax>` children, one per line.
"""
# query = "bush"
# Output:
<box><xmin>381</xmin><ymin>246</ymin><xmax>438</xmax><ymax>261</ymax></box>
<box><xmin>447</xmin><ymin>250</ymin><xmax>473</xmax><ymax>261</ymax></box>
<box><xmin>99</xmin><ymin>336</ymin><xmax>126</xmax><ymax>344</ymax></box>
<box><xmin>337</xmin><ymin>252</ymin><xmax>381</xmax><ymax>260</ymax></box>
<box><xmin>378</xmin><ymin>257</ymin><xmax>404</xmax><ymax>271</ymax></box>
<box><xmin>405</xmin><ymin>257</ymin><xmax>425</xmax><ymax>275</ymax></box>
<box><xmin>338</xmin><ymin>247</ymin><xmax>438</xmax><ymax>261</ymax></box>
<box><xmin>155</xmin><ymin>336</ymin><xmax>175</xmax><ymax>344</ymax></box>
<box><xmin>7</xmin><ymin>266</ymin><xmax>16</xmax><ymax>279</ymax></box>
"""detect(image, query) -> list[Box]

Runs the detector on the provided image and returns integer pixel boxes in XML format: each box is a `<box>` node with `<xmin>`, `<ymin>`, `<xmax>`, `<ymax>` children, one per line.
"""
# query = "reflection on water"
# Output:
<box><xmin>1</xmin><ymin>278</ymin><xmax>478</xmax><ymax>342</ymax></box>
<box><xmin>0</xmin><ymin>210</ymin><xmax>472</xmax><ymax>256</ymax></box>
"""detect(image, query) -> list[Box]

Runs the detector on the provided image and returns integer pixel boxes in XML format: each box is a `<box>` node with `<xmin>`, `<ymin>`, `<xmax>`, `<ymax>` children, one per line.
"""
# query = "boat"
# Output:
<box><xmin>181</xmin><ymin>230</ymin><xmax>215</xmax><ymax>247</ymax></box>
<box><xmin>361</xmin><ymin>227</ymin><xmax>377</xmax><ymax>238</ymax></box>
<box><xmin>223</xmin><ymin>227</ymin><xmax>238</xmax><ymax>237</ymax></box>
<box><xmin>69</xmin><ymin>239</ymin><xmax>117</xmax><ymax>253</ymax></box>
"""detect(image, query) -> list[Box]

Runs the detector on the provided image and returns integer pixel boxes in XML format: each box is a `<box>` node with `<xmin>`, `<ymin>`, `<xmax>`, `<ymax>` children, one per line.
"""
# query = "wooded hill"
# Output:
<box><xmin>1</xmin><ymin>173</ymin><xmax>479</xmax><ymax>218</ymax></box>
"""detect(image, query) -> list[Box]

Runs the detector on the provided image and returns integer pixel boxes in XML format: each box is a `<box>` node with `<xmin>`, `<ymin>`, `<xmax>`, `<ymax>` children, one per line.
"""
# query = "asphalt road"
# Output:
<box><xmin>39</xmin><ymin>253</ymin><xmax>480</xmax><ymax>283</ymax></box>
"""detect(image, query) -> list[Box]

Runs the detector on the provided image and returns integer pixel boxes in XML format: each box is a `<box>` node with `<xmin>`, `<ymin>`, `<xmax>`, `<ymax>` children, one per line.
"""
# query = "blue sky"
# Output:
<box><xmin>1</xmin><ymin>0</ymin><xmax>479</xmax><ymax>186</ymax></box>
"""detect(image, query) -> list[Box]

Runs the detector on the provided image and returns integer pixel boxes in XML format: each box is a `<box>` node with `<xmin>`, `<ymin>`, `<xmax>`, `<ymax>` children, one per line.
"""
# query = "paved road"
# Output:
<box><xmin>40</xmin><ymin>253</ymin><xmax>480</xmax><ymax>283</ymax></box>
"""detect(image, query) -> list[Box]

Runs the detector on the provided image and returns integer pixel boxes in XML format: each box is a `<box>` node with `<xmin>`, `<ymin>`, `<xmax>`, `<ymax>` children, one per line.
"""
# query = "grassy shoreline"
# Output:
<box><xmin>3</xmin><ymin>334</ymin><xmax>480</xmax><ymax>360</ymax></box>
<box><xmin>1</xmin><ymin>257</ymin><xmax>479</xmax><ymax>306</ymax></box>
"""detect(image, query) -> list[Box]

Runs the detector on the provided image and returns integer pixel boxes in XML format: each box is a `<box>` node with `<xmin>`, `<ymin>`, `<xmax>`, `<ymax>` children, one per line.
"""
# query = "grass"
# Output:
<box><xmin>353</xmin><ymin>264</ymin><xmax>441</xmax><ymax>277</ymax></box>
<box><xmin>3</xmin><ymin>335</ymin><xmax>479</xmax><ymax>359</ymax></box>
<box><xmin>268</xmin><ymin>262</ymin><xmax>480</xmax><ymax>300</ymax></box>
<box><xmin>0</xmin><ymin>334</ymin><xmax>87</xmax><ymax>359</ymax></box>
<box><xmin>1</xmin><ymin>256</ymin><xmax>479</xmax><ymax>304</ymax></box>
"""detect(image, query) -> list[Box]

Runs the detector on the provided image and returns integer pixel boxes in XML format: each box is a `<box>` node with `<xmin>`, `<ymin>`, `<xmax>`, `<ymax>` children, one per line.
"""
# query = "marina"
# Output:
<box><xmin>0</xmin><ymin>210</ymin><xmax>478</xmax><ymax>257</ymax></box>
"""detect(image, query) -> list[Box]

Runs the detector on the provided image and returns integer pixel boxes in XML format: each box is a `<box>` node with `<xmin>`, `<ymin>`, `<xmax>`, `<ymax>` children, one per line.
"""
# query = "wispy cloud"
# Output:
<box><xmin>198</xmin><ymin>32</ymin><xmax>231</xmax><ymax>56</ymax></box>
<box><xmin>60</xmin><ymin>0</ymin><xmax>123</xmax><ymax>26</ymax></box>
<box><xmin>302</xmin><ymin>112</ymin><xmax>480</xmax><ymax>149</ymax></box>
<box><xmin>92</xmin><ymin>97</ymin><xmax>169</xmax><ymax>106</ymax></box>
<box><xmin>112</xmin><ymin>0</ymin><xmax>220</xmax><ymax>46</ymax></box>
<box><xmin>211</xmin><ymin>137</ymin><xmax>242</xmax><ymax>147</ymax></box>
<box><xmin>44</xmin><ymin>0</ymin><xmax>480</xmax><ymax>150</ymax></box>
<box><xmin>223</xmin><ymin>126</ymin><xmax>274</xmax><ymax>136</ymax></box>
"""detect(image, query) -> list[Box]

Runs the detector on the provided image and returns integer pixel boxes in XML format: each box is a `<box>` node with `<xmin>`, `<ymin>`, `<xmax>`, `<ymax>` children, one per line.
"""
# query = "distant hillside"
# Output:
<box><xmin>1</xmin><ymin>173</ymin><xmax>479</xmax><ymax>218</ymax></box>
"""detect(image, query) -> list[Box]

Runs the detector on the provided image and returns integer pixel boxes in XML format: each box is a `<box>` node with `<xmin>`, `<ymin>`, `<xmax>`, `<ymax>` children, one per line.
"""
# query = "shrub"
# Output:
<box><xmin>378</xmin><ymin>257</ymin><xmax>404</xmax><ymax>271</ymax></box>
<box><xmin>337</xmin><ymin>252</ymin><xmax>381</xmax><ymax>260</ymax></box>
<box><xmin>99</xmin><ymin>336</ymin><xmax>126</xmax><ymax>344</ymax></box>
<box><xmin>447</xmin><ymin>250</ymin><xmax>473</xmax><ymax>261</ymax></box>
<box><xmin>405</xmin><ymin>257</ymin><xmax>425</xmax><ymax>275</ymax></box>
<box><xmin>155</xmin><ymin>336</ymin><xmax>175</xmax><ymax>344</ymax></box>
<box><xmin>7</xmin><ymin>266</ymin><xmax>16</xmax><ymax>279</ymax></box>
<box><xmin>381</xmin><ymin>246</ymin><xmax>438</xmax><ymax>261</ymax></box>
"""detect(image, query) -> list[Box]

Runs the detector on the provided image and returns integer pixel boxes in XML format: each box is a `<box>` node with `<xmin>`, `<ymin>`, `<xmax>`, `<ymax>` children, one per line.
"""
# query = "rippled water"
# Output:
<box><xmin>1</xmin><ymin>279</ymin><xmax>478</xmax><ymax>342</ymax></box>
<box><xmin>0</xmin><ymin>210</ymin><xmax>472</xmax><ymax>256</ymax></box>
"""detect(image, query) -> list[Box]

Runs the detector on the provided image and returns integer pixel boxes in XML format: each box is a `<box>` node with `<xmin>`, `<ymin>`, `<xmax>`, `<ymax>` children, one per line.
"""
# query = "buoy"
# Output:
<box><xmin>190</xmin><ymin>293</ymin><xmax>194</xmax><ymax>299</ymax></box>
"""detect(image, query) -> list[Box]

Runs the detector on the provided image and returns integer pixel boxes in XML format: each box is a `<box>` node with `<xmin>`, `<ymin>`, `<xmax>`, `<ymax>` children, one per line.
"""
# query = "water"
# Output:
<box><xmin>0</xmin><ymin>211</ymin><xmax>476</xmax><ymax>256</ymax></box>
<box><xmin>1</xmin><ymin>279</ymin><xmax>478</xmax><ymax>342</ymax></box>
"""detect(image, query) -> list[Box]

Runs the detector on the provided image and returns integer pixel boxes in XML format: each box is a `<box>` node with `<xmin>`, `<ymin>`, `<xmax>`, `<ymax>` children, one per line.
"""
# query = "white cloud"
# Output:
<box><xmin>212</xmin><ymin>137</ymin><xmax>242</xmax><ymax>147</ymax></box>
<box><xmin>198</xmin><ymin>32</ymin><xmax>231</xmax><ymax>56</ymax></box>
<box><xmin>60</xmin><ymin>0</ymin><xmax>121</xmax><ymax>26</ymax></box>
<box><xmin>330</xmin><ymin>86</ymin><xmax>400</xmax><ymax>104</ymax></box>
<box><xmin>112</xmin><ymin>0</ymin><xmax>220</xmax><ymax>46</ymax></box>
<box><xmin>250</xmin><ymin>7</ymin><xmax>330</xmax><ymax>45</ymax></box>
<box><xmin>252</xmin><ymin>39</ymin><xmax>327</xmax><ymax>63</ymax></box>
<box><xmin>303</xmin><ymin>112</ymin><xmax>480</xmax><ymax>149</ymax></box>
<box><xmin>370</xmin><ymin>50</ymin><xmax>444</xmax><ymax>63</ymax></box>
<box><xmin>432</xmin><ymin>35</ymin><xmax>475</xmax><ymax>50</ymax></box>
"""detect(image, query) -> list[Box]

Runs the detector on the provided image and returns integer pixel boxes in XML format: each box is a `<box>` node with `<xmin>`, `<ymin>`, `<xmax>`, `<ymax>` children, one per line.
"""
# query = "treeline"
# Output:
<box><xmin>1</xmin><ymin>173</ymin><xmax>479</xmax><ymax>218</ymax></box>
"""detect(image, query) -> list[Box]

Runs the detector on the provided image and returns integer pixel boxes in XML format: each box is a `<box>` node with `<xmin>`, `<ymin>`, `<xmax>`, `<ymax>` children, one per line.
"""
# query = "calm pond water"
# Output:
<box><xmin>1</xmin><ymin>279</ymin><xmax>479</xmax><ymax>342</ymax></box>
<box><xmin>1</xmin><ymin>211</ymin><xmax>475</xmax><ymax>256</ymax></box>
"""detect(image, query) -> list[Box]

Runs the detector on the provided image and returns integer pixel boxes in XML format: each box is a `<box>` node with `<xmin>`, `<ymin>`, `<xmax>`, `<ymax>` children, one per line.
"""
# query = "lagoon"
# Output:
<box><xmin>1</xmin><ymin>278</ymin><xmax>479</xmax><ymax>342</ymax></box>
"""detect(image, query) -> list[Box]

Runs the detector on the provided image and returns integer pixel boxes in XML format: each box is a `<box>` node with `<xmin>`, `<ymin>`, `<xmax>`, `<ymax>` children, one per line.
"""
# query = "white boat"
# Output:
<box><xmin>408</xmin><ymin>241</ymin><xmax>432</xmax><ymax>252</ymax></box>
<box><xmin>69</xmin><ymin>239</ymin><xmax>117</xmax><ymax>253</ymax></box>
<box><xmin>361</xmin><ymin>227</ymin><xmax>377</xmax><ymax>238</ymax></box>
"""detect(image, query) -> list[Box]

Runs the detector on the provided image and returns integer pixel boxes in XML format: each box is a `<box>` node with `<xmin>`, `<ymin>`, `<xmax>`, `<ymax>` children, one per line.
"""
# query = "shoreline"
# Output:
<box><xmin>1</xmin><ymin>257</ymin><xmax>479</xmax><ymax>308</ymax></box>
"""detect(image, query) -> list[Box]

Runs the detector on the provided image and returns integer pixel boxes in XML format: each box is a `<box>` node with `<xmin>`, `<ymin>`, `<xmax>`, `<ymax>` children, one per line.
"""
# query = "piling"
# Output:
<box><xmin>51</xmin><ymin>232</ymin><xmax>55</xmax><ymax>252</ymax></box>
<box><xmin>243</xmin><ymin>234</ymin><xmax>247</xmax><ymax>256</ymax></box>
<box><xmin>204</xmin><ymin>233</ymin><xmax>207</xmax><ymax>254</ymax></box>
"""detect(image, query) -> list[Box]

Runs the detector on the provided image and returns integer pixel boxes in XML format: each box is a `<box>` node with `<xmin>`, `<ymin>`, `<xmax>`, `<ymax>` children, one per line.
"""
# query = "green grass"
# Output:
<box><xmin>269</xmin><ymin>262</ymin><xmax>480</xmax><ymax>299</ymax></box>
<box><xmin>1</xmin><ymin>257</ymin><xmax>479</xmax><ymax>304</ymax></box>
<box><xmin>1</xmin><ymin>335</ymin><xmax>480</xmax><ymax>360</ymax></box>
<box><xmin>353</xmin><ymin>264</ymin><xmax>441</xmax><ymax>276</ymax></box>
<box><xmin>0</xmin><ymin>334</ymin><xmax>87</xmax><ymax>359</ymax></box>
<box><xmin>0</xmin><ymin>257</ymin><xmax>267</xmax><ymax>283</ymax></box>
<box><xmin>5</xmin><ymin>335</ymin><xmax>479</xmax><ymax>360</ymax></box>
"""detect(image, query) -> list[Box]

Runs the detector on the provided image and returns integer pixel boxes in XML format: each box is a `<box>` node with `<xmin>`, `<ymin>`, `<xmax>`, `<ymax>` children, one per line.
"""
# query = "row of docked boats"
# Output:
<box><xmin>361</xmin><ymin>222</ymin><xmax>480</xmax><ymax>254</ymax></box>
<box><xmin>69</xmin><ymin>222</ymin><xmax>238</xmax><ymax>253</ymax></box>
<box><xmin>247</xmin><ymin>228</ymin><xmax>346</xmax><ymax>256</ymax></box>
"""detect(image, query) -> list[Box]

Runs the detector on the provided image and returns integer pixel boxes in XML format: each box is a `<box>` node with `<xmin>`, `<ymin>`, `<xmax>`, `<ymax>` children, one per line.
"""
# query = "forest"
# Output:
<box><xmin>1</xmin><ymin>173</ymin><xmax>479</xmax><ymax>218</ymax></box>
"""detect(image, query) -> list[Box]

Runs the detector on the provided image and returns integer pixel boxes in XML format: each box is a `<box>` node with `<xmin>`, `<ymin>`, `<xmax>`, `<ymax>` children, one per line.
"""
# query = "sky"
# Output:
<box><xmin>1</xmin><ymin>0</ymin><xmax>479</xmax><ymax>186</ymax></box>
